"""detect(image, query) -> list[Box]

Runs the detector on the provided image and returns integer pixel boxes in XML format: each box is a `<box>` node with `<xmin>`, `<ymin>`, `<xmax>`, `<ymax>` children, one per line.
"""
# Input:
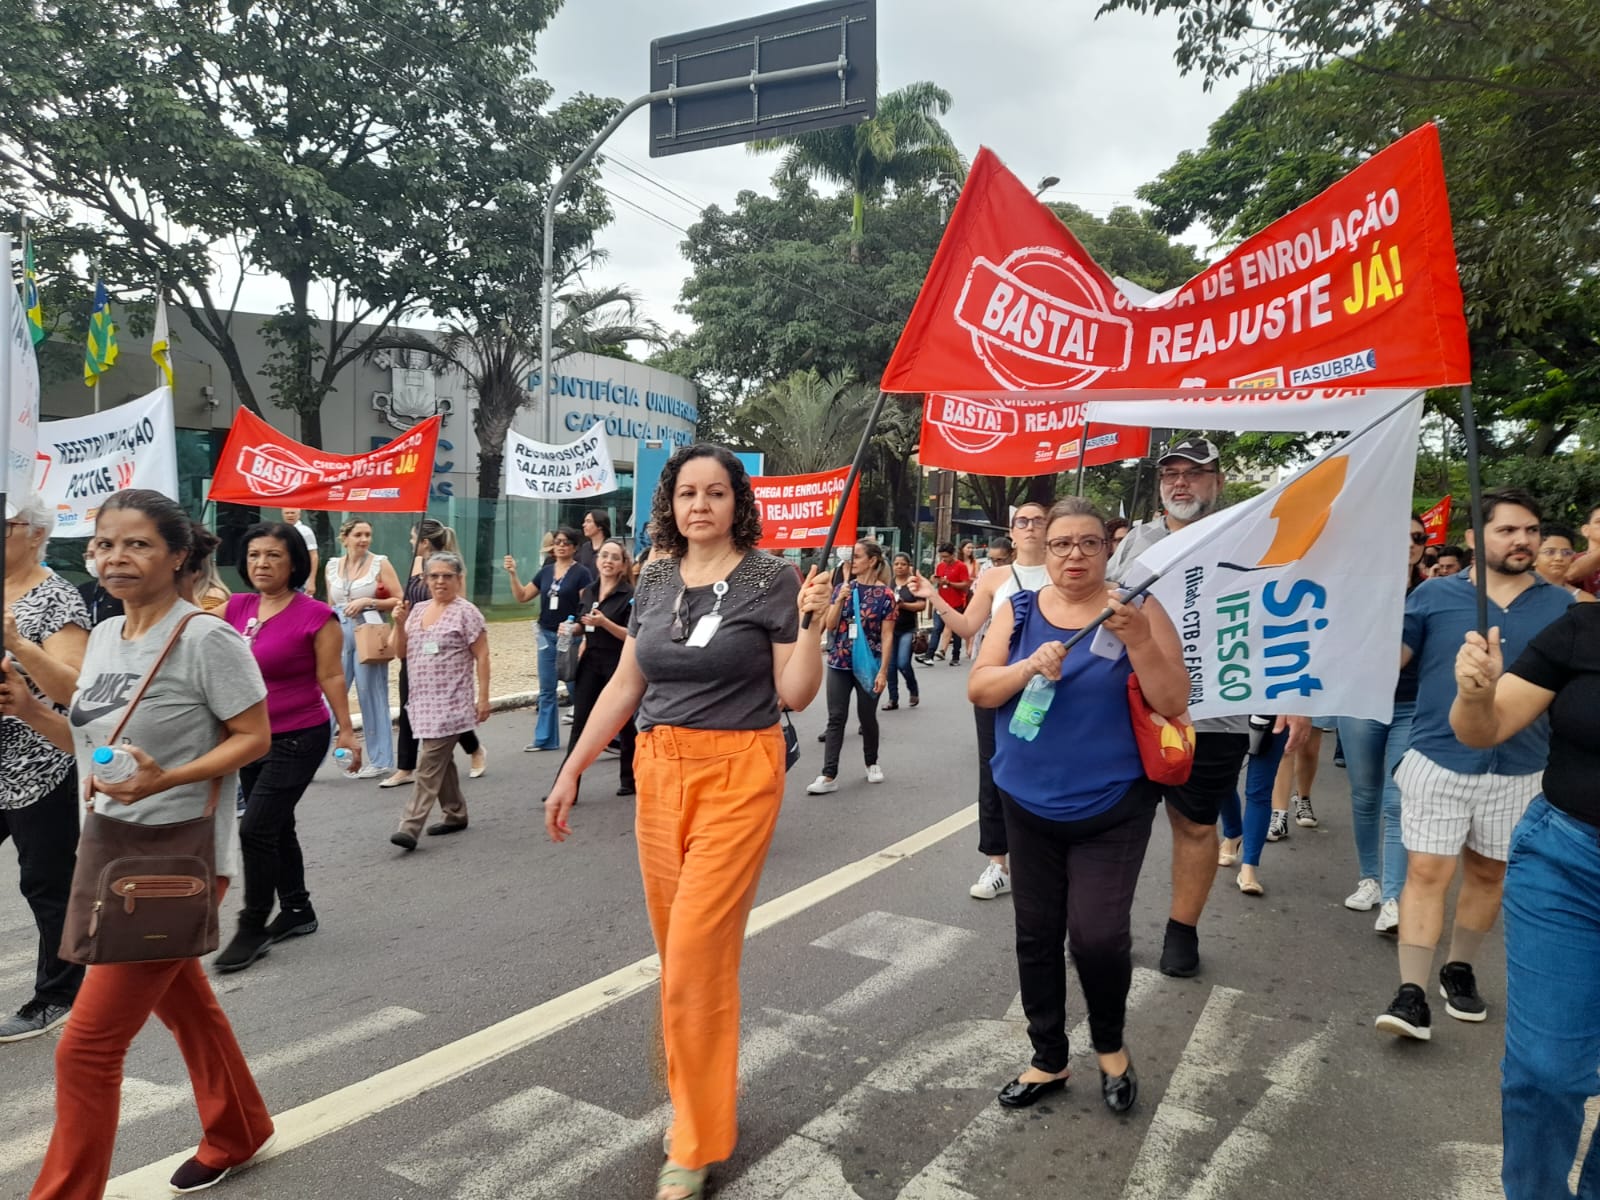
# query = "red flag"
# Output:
<box><xmin>752</xmin><ymin>466</ymin><xmax>860</xmax><ymax>550</ymax></box>
<box><xmin>1420</xmin><ymin>495</ymin><xmax>1452</xmax><ymax>545</ymax></box>
<box><xmin>882</xmin><ymin>124</ymin><xmax>1470</xmax><ymax>401</ymax></box>
<box><xmin>920</xmin><ymin>393</ymin><xmax>1150</xmax><ymax>475</ymax></box>
<box><xmin>208</xmin><ymin>409</ymin><xmax>439</xmax><ymax>511</ymax></box>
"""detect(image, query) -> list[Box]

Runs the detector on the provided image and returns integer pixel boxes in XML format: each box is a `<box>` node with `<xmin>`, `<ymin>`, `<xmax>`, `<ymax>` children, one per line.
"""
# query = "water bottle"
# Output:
<box><xmin>1009</xmin><ymin>675</ymin><xmax>1057</xmax><ymax>742</ymax></box>
<box><xmin>333</xmin><ymin>748</ymin><xmax>352</xmax><ymax>766</ymax></box>
<box><xmin>556</xmin><ymin>622</ymin><xmax>572</xmax><ymax>656</ymax></box>
<box><xmin>91</xmin><ymin>745</ymin><xmax>138</xmax><ymax>783</ymax></box>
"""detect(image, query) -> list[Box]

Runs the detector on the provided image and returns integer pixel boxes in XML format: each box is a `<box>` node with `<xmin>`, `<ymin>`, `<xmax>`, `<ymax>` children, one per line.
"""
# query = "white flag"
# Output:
<box><xmin>503</xmin><ymin>426</ymin><xmax>617</xmax><ymax>499</ymax></box>
<box><xmin>1119</xmin><ymin>397</ymin><xmax>1423</xmax><ymax>723</ymax></box>
<box><xmin>151</xmin><ymin>294</ymin><xmax>173</xmax><ymax>388</ymax></box>
<box><xmin>3</xmin><ymin>266</ymin><xmax>40</xmax><ymax>502</ymax></box>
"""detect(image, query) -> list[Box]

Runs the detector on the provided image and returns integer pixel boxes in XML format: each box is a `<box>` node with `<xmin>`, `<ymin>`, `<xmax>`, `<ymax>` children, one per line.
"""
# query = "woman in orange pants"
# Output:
<box><xmin>546</xmin><ymin>443</ymin><xmax>830</xmax><ymax>1200</ymax></box>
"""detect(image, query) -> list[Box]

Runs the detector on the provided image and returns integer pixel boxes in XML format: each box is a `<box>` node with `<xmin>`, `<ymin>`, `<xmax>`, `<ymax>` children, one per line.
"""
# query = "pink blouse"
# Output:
<box><xmin>404</xmin><ymin>598</ymin><xmax>488</xmax><ymax>739</ymax></box>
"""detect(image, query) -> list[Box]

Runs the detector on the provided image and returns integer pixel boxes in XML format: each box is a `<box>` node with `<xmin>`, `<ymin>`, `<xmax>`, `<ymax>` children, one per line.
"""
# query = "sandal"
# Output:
<box><xmin>656</xmin><ymin>1163</ymin><xmax>707</xmax><ymax>1200</ymax></box>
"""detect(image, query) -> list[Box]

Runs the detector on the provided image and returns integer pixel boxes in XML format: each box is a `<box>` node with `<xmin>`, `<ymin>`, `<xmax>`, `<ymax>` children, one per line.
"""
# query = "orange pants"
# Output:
<box><xmin>31</xmin><ymin>881</ymin><xmax>273</xmax><ymax>1200</ymax></box>
<box><xmin>635</xmin><ymin>724</ymin><xmax>785</xmax><ymax>1171</ymax></box>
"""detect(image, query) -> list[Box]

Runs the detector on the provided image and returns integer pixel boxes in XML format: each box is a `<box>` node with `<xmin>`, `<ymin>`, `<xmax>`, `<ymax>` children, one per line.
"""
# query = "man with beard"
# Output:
<box><xmin>1108</xmin><ymin>438</ymin><xmax>1306</xmax><ymax>978</ymax></box>
<box><xmin>1376</xmin><ymin>488</ymin><xmax>1575</xmax><ymax>1041</ymax></box>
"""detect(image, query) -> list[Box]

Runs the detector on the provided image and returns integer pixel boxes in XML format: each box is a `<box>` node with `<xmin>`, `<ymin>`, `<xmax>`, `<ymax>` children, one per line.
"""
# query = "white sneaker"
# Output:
<box><xmin>1345</xmin><ymin>878</ymin><xmax>1382</xmax><ymax>911</ymax></box>
<box><xmin>1374</xmin><ymin>899</ymin><xmax>1400</xmax><ymax>935</ymax></box>
<box><xmin>969</xmin><ymin>862</ymin><xmax>1011</xmax><ymax>900</ymax></box>
<box><xmin>805</xmin><ymin>775</ymin><xmax>838</xmax><ymax>795</ymax></box>
<box><xmin>865</xmin><ymin>764</ymin><xmax>884</xmax><ymax>784</ymax></box>
<box><xmin>355</xmin><ymin>763</ymin><xmax>386</xmax><ymax>780</ymax></box>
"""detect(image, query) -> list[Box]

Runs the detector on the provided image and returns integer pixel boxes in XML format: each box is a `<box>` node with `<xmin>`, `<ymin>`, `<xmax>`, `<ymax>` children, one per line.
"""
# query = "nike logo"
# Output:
<box><xmin>70</xmin><ymin>672</ymin><xmax>141</xmax><ymax>728</ymax></box>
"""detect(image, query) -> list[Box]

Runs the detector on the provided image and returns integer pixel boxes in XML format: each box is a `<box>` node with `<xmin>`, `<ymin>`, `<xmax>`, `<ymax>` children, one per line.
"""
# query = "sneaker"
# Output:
<box><xmin>865</xmin><ymin>764</ymin><xmax>884</xmax><ymax>784</ymax></box>
<box><xmin>1293</xmin><ymin>793</ymin><xmax>1318</xmax><ymax>827</ymax></box>
<box><xmin>805</xmin><ymin>775</ymin><xmax>838</xmax><ymax>795</ymax></box>
<box><xmin>969</xmin><ymin>862</ymin><xmax>1011</xmax><ymax>899</ymax></box>
<box><xmin>1159</xmin><ymin>921</ymin><xmax>1201</xmax><ymax>978</ymax></box>
<box><xmin>213</xmin><ymin>928</ymin><xmax>272</xmax><ymax>974</ymax></box>
<box><xmin>354</xmin><ymin>763</ymin><xmax>387</xmax><ymax>780</ymax></box>
<box><xmin>1344</xmin><ymin>878</ymin><xmax>1382</xmax><ymax>912</ymax></box>
<box><xmin>1266</xmin><ymin>810</ymin><xmax>1290</xmax><ymax>842</ymax></box>
<box><xmin>169</xmin><ymin>1131</ymin><xmax>277</xmax><ymax>1193</ymax></box>
<box><xmin>1439</xmin><ymin>961</ymin><xmax>1488</xmax><ymax>1022</ymax></box>
<box><xmin>264</xmin><ymin>906</ymin><xmax>318</xmax><ymax>943</ymax></box>
<box><xmin>0</xmin><ymin>1000</ymin><xmax>71</xmax><ymax>1043</ymax></box>
<box><xmin>1374</xmin><ymin>899</ymin><xmax>1400</xmax><ymax>935</ymax></box>
<box><xmin>1375</xmin><ymin>983</ymin><xmax>1432</xmax><ymax>1040</ymax></box>
<box><xmin>562</xmin><ymin>712</ymin><xmax>575</xmax><ymax>724</ymax></box>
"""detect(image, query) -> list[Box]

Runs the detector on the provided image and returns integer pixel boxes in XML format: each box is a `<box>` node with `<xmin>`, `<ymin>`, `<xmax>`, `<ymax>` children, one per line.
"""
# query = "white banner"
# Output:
<box><xmin>1120</xmin><ymin>398</ymin><xmax>1423</xmax><ymax>722</ymax></box>
<box><xmin>32</xmin><ymin>387</ymin><xmax>179</xmax><ymax>537</ymax></box>
<box><xmin>4</xmin><ymin>269</ymin><xmax>40</xmax><ymax>502</ymax></box>
<box><xmin>503</xmin><ymin>426</ymin><xmax>617</xmax><ymax>499</ymax></box>
<box><xmin>1083</xmin><ymin>388</ymin><xmax>1413</xmax><ymax>432</ymax></box>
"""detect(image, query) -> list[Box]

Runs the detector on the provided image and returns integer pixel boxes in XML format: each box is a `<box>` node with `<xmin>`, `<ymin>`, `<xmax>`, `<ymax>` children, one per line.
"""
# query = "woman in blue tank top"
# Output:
<box><xmin>970</xmin><ymin>497</ymin><xmax>1189</xmax><ymax>1116</ymax></box>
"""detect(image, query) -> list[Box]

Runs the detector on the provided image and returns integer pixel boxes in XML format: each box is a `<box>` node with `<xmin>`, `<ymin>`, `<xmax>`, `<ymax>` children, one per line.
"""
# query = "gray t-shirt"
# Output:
<box><xmin>69</xmin><ymin>600</ymin><xmax>267</xmax><ymax>876</ymax></box>
<box><xmin>630</xmin><ymin>553</ymin><xmax>800</xmax><ymax>732</ymax></box>
<box><xmin>1107</xmin><ymin>515</ymin><xmax>1249</xmax><ymax>736</ymax></box>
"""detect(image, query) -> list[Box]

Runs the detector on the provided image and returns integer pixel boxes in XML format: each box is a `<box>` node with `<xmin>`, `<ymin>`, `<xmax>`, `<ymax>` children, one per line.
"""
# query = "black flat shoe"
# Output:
<box><xmin>214</xmin><ymin>928</ymin><xmax>271</xmax><ymax>974</ymax></box>
<box><xmin>425</xmin><ymin>821</ymin><xmax>468</xmax><ymax>836</ymax></box>
<box><xmin>617</xmin><ymin>784</ymin><xmax>636</xmax><ymax>796</ymax></box>
<box><xmin>1100</xmin><ymin>1054</ymin><xmax>1138</xmax><ymax>1114</ymax></box>
<box><xmin>997</xmin><ymin>1073</ymin><xmax>1068</xmax><ymax>1109</ymax></box>
<box><xmin>390</xmin><ymin>831</ymin><xmax>418</xmax><ymax>852</ymax></box>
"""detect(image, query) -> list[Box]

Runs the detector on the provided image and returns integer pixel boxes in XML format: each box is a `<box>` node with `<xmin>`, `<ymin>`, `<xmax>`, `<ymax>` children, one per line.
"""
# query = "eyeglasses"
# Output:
<box><xmin>1539</xmin><ymin>547</ymin><xmax>1575</xmax><ymax>559</ymax></box>
<box><xmin>424</xmin><ymin>572</ymin><xmax>461</xmax><ymax>581</ymax></box>
<box><xmin>1011</xmin><ymin>516</ymin><xmax>1047</xmax><ymax>530</ymax></box>
<box><xmin>1046</xmin><ymin>535</ymin><xmax>1106</xmax><ymax>558</ymax></box>
<box><xmin>1157</xmin><ymin>467</ymin><xmax>1217</xmax><ymax>484</ymax></box>
<box><xmin>1410</xmin><ymin>532</ymin><xmax>1429</xmax><ymax>545</ymax></box>
<box><xmin>4</xmin><ymin>521</ymin><xmax>30</xmax><ymax>539</ymax></box>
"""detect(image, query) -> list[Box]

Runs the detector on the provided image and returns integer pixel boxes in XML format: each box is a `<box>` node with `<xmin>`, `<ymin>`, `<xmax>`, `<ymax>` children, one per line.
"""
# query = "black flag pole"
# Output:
<box><xmin>803</xmin><ymin>389</ymin><xmax>890</xmax><ymax>629</ymax></box>
<box><xmin>1458</xmin><ymin>383</ymin><xmax>1489</xmax><ymax>635</ymax></box>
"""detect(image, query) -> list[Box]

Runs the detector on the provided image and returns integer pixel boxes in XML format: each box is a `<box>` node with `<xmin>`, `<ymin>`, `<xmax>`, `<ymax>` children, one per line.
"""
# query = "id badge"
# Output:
<box><xmin>360</xmin><ymin>609</ymin><xmax>385</xmax><ymax>626</ymax></box>
<box><xmin>685</xmin><ymin>614</ymin><xmax>722</xmax><ymax>648</ymax></box>
<box><xmin>846</xmin><ymin>622</ymin><xmax>858</xmax><ymax>641</ymax></box>
<box><xmin>423</xmin><ymin>640</ymin><xmax>441</xmax><ymax>655</ymax></box>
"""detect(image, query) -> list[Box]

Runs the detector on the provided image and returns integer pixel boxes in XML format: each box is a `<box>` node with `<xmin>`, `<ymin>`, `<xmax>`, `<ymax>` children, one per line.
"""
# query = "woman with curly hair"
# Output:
<box><xmin>544</xmin><ymin>443</ymin><xmax>832</xmax><ymax>1200</ymax></box>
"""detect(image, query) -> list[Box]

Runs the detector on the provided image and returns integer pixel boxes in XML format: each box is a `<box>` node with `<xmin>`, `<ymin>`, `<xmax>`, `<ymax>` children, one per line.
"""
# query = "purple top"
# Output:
<box><xmin>224</xmin><ymin>592</ymin><xmax>337</xmax><ymax>732</ymax></box>
<box><xmin>404</xmin><ymin>598</ymin><xmax>488</xmax><ymax>739</ymax></box>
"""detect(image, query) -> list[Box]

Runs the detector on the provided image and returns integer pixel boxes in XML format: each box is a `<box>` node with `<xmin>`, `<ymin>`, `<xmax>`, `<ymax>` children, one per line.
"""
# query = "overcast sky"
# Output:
<box><xmin>235</xmin><ymin>0</ymin><xmax>1241</xmax><ymax>335</ymax></box>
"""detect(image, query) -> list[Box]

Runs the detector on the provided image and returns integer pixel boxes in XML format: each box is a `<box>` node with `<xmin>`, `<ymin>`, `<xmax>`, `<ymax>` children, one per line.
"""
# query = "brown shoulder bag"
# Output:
<box><xmin>60</xmin><ymin>612</ymin><xmax>224</xmax><ymax>966</ymax></box>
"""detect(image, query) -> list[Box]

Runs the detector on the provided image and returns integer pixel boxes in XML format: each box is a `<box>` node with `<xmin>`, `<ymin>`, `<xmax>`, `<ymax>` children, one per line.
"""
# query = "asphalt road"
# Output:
<box><xmin>0</xmin><ymin>663</ymin><xmax>1512</xmax><ymax>1199</ymax></box>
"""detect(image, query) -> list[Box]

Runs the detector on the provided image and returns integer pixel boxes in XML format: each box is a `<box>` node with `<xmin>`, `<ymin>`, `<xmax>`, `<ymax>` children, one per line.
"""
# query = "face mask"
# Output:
<box><xmin>84</xmin><ymin>557</ymin><xmax>100</xmax><ymax>580</ymax></box>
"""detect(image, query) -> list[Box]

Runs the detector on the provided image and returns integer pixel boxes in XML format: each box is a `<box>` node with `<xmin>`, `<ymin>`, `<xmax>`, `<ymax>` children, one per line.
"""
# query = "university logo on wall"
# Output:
<box><xmin>370</xmin><ymin>348</ymin><xmax>455</xmax><ymax>432</ymax></box>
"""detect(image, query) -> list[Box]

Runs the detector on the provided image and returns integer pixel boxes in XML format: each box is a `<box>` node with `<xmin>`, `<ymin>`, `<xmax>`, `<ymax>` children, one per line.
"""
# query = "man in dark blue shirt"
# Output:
<box><xmin>1376</xmin><ymin>488</ymin><xmax>1573</xmax><ymax>1042</ymax></box>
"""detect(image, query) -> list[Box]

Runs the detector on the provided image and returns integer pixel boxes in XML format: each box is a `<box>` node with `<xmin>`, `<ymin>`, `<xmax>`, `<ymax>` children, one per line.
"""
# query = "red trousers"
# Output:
<box><xmin>31</xmin><ymin>883</ymin><xmax>273</xmax><ymax>1200</ymax></box>
<box><xmin>634</xmin><ymin>724</ymin><xmax>785</xmax><ymax>1171</ymax></box>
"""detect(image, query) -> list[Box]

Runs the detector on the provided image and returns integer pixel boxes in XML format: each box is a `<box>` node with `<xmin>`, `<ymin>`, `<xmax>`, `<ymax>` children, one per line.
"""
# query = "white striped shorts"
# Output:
<box><xmin>1395</xmin><ymin>749</ymin><xmax>1542</xmax><ymax>862</ymax></box>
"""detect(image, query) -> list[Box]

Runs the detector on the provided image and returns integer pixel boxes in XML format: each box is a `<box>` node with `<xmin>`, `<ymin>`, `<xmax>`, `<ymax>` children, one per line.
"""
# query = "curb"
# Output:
<box><xmin>348</xmin><ymin>690</ymin><xmax>539</xmax><ymax>734</ymax></box>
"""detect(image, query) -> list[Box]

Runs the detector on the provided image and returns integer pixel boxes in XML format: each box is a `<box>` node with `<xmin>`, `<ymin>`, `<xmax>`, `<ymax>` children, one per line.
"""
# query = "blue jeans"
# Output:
<box><xmin>1218</xmin><ymin>727</ymin><xmax>1287</xmax><ymax>866</ymax></box>
<box><xmin>930</xmin><ymin>610</ymin><xmax>962</xmax><ymax>661</ymax></box>
<box><xmin>340</xmin><ymin>618</ymin><xmax>394</xmax><ymax>768</ymax></box>
<box><xmin>1337</xmin><ymin>703</ymin><xmax>1414</xmax><ymax>902</ymax></box>
<box><xmin>1502</xmin><ymin>797</ymin><xmax>1600</xmax><ymax>1199</ymax></box>
<box><xmin>533</xmin><ymin>626</ymin><xmax>561</xmax><ymax>749</ymax></box>
<box><xmin>887</xmin><ymin>630</ymin><xmax>919</xmax><ymax>704</ymax></box>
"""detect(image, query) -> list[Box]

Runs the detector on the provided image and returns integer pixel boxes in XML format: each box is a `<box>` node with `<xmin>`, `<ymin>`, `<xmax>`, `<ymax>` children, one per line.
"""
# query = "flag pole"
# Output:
<box><xmin>2</xmin><ymin>232</ymin><xmax>14</xmax><ymax>636</ymax></box>
<box><xmin>803</xmin><ymin>389</ymin><xmax>889</xmax><ymax>629</ymax></box>
<box><xmin>1073</xmin><ymin>422</ymin><xmax>1093</xmax><ymax>497</ymax></box>
<box><xmin>1459</xmin><ymin>384</ymin><xmax>1489</xmax><ymax>635</ymax></box>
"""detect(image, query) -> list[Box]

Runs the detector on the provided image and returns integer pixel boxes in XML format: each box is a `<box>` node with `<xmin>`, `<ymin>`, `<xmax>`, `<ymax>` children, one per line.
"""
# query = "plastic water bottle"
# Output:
<box><xmin>92</xmin><ymin>745</ymin><xmax>138</xmax><ymax>783</ymax></box>
<box><xmin>333</xmin><ymin>748</ymin><xmax>353</xmax><ymax>774</ymax></box>
<box><xmin>1009</xmin><ymin>675</ymin><xmax>1057</xmax><ymax>742</ymax></box>
<box><xmin>556</xmin><ymin>622</ymin><xmax>573</xmax><ymax>656</ymax></box>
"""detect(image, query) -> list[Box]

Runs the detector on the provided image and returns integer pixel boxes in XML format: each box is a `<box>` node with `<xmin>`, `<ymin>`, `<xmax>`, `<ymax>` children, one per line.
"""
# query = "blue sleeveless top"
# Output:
<box><xmin>992</xmin><ymin>590</ymin><xmax>1144</xmax><ymax>823</ymax></box>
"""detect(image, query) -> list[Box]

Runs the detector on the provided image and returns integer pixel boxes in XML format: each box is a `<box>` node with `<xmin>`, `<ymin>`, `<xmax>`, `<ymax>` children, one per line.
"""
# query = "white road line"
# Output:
<box><xmin>105</xmin><ymin>805</ymin><xmax>980</xmax><ymax>1196</ymax></box>
<box><xmin>814</xmin><ymin>910</ymin><xmax>980</xmax><ymax>1019</ymax></box>
<box><xmin>2</xmin><ymin>1007</ymin><xmax>425</xmax><ymax>1182</ymax></box>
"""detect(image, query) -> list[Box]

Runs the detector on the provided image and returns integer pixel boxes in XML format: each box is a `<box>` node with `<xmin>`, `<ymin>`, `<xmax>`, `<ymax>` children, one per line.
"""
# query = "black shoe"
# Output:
<box><xmin>1100</xmin><ymin>1053</ymin><xmax>1138</xmax><ymax>1114</ymax></box>
<box><xmin>1439</xmin><ymin>961</ymin><xmax>1488</xmax><ymax>1022</ymax></box>
<box><xmin>390</xmin><ymin>831</ymin><xmax>418</xmax><ymax>852</ymax></box>
<box><xmin>425</xmin><ymin>821</ymin><xmax>468</xmax><ymax>837</ymax></box>
<box><xmin>883</xmin><ymin>702</ymin><xmax>899</xmax><ymax>711</ymax></box>
<box><xmin>997</xmin><ymin>1072</ymin><xmax>1068</xmax><ymax>1109</ymax></box>
<box><xmin>817</xmin><ymin>732</ymin><xmax>826</xmax><ymax>743</ymax></box>
<box><xmin>1375</xmin><ymin>982</ymin><xmax>1432</xmax><ymax>1040</ymax></box>
<box><xmin>617</xmin><ymin>784</ymin><xmax>636</xmax><ymax>796</ymax></box>
<box><xmin>264</xmin><ymin>907</ymin><xmax>317</xmax><ymax>943</ymax></box>
<box><xmin>1159</xmin><ymin>921</ymin><xmax>1200</xmax><ymax>978</ymax></box>
<box><xmin>213</xmin><ymin>928</ymin><xmax>272</xmax><ymax>974</ymax></box>
<box><xmin>169</xmin><ymin>1131</ymin><xmax>276</xmax><ymax>1193</ymax></box>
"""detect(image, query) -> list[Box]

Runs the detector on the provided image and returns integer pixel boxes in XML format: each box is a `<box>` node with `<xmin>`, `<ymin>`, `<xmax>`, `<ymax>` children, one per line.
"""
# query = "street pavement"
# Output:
<box><xmin>0</xmin><ymin>663</ymin><xmax>1517</xmax><ymax>1199</ymax></box>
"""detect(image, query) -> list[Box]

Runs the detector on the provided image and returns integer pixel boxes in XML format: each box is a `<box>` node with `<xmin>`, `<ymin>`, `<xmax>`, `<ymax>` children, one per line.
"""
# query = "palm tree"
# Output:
<box><xmin>734</xmin><ymin>369</ymin><xmax>878</xmax><ymax>476</ymax></box>
<box><xmin>751</xmin><ymin>81</ymin><xmax>964</xmax><ymax>255</ymax></box>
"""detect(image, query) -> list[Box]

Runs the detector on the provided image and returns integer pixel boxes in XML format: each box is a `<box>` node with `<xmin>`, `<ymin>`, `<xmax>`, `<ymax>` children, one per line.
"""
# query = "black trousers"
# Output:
<box><xmin>1003</xmin><ymin>786</ymin><xmax>1157</xmax><ymax>1069</ymax></box>
<box><xmin>397</xmin><ymin>661</ymin><xmax>479</xmax><ymax>772</ymax></box>
<box><xmin>238</xmin><ymin>721</ymin><xmax>331</xmax><ymax>928</ymax></box>
<box><xmin>563</xmin><ymin>653</ymin><xmax>637</xmax><ymax>794</ymax></box>
<box><xmin>823</xmin><ymin>666</ymin><xmax>880</xmax><ymax>777</ymax></box>
<box><xmin>974</xmin><ymin>705</ymin><xmax>1006</xmax><ymax>856</ymax></box>
<box><xmin>0</xmin><ymin>771</ymin><xmax>84</xmax><ymax>1007</ymax></box>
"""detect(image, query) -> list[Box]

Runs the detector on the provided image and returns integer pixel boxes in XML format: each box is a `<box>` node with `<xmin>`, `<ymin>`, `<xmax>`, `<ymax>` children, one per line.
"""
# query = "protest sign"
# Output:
<box><xmin>1420</xmin><ymin>495</ymin><xmax>1452</xmax><ymax>545</ymax></box>
<box><xmin>4</xmin><ymin>269</ymin><xmax>39</xmax><ymax>501</ymax></box>
<box><xmin>33</xmin><ymin>387</ymin><xmax>177</xmax><ymax>536</ymax></box>
<box><xmin>753</xmin><ymin>466</ymin><xmax>860</xmax><ymax>549</ymax></box>
<box><xmin>920</xmin><ymin>393</ymin><xmax>1150</xmax><ymax>474</ymax></box>
<box><xmin>503</xmin><ymin>427</ymin><xmax>618</xmax><ymax>499</ymax></box>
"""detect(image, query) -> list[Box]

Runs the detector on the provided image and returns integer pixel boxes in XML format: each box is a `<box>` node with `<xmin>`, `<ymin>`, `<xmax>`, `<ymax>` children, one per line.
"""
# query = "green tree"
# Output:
<box><xmin>732</xmin><ymin>370</ymin><xmax>877</xmax><ymax>477</ymax></box>
<box><xmin>0</xmin><ymin>0</ymin><xmax>615</xmax><ymax>458</ymax></box>
<box><xmin>751</xmin><ymin>81</ymin><xmax>964</xmax><ymax>255</ymax></box>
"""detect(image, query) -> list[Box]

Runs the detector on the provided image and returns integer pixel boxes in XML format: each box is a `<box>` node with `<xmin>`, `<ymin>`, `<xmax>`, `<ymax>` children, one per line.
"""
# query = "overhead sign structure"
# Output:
<box><xmin>649</xmin><ymin>0</ymin><xmax>877</xmax><ymax>158</ymax></box>
<box><xmin>33</xmin><ymin>387</ymin><xmax>179</xmax><ymax>537</ymax></box>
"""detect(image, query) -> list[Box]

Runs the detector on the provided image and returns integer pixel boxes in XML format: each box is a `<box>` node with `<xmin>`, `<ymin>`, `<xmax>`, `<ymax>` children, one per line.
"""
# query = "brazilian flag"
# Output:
<box><xmin>84</xmin><ymin>279</ymin><xmax>118</xmax><ymax>385</ymax></box>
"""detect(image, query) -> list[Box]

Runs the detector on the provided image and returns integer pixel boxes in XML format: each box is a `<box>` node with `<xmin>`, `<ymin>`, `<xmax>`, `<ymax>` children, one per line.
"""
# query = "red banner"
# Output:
<box><xmin>208</xmin><ymin>409</ymin><xmax>440</xmax><ymax>512</ymax></box>
<box><xmin>920</xmin><ymin>393</ymin><xmax>1151</xmax><ymax>475</ymax></box>
<box><xmin>753</xmin><ymin>466</ymin><xmax>860</xmax><ymax>550</ymax></box>
<box><xmin>882</xmin><ymin>124</ymin><xmax>1470</xmax><ymax>401</ymax></box>
<box><xmin>1420</xmin><ymin>494</ymin><xmax>1452</xmax><ymax>545</ymax></box>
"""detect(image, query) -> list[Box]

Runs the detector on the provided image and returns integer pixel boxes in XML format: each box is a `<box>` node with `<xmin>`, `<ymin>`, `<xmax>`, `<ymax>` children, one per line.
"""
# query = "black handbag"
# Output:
<box><xmin>781</xmin><ymin>711</ymin><xmax>800</xmax><ymax>772</ymax></box>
